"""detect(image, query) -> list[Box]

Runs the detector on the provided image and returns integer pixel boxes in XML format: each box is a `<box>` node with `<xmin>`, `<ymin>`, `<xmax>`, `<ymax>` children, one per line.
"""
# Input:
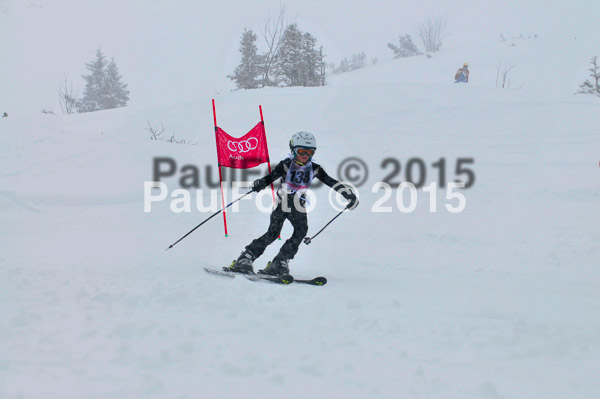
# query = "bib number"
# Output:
<box><xmin>290</xmin><ymin>171</ymin><xmax>310</xmax><ymax>184</ymax></box>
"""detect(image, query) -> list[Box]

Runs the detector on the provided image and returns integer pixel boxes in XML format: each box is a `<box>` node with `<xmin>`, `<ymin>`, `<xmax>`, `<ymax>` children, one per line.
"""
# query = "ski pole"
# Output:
<box><xmin>166</xmin><ymin>190</ymin><xmax>253</xmax><ymax>250</ymax></box>
<box><xmin>303</xmin><ymin>209</ymin><xmax>346</xmax><ymax>245</ymax></box>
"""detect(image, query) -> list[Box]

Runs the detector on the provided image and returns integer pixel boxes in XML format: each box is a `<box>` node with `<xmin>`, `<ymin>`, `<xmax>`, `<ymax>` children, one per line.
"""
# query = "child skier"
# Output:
<box><xmin>227</xmin><ymin>131</ymin><xmax>358</xmax><ymax>276</ymax></box>
<box><xmin>454</xmin><ymin>63</ymin><xmax>469</xmax><ymax>83</ymax></box>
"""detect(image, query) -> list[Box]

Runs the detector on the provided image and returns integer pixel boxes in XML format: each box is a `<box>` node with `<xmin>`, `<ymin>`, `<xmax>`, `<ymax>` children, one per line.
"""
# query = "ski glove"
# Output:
<box><xmin>251</xmin><ymin>179</ymin><xmax>268</xmax><ymax>192</ymax></box>
<box><xmin>343</xmin><ymin>192</ymin><xmax>359</xmax><ymax>210</ymax></box>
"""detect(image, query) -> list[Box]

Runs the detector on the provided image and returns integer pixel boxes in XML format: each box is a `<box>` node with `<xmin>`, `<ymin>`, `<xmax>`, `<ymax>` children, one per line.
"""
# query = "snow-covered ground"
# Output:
<box><xmin>2</xmin><ymin>2</ymin><xmax>600</xmax><ymax>399</ymax></box>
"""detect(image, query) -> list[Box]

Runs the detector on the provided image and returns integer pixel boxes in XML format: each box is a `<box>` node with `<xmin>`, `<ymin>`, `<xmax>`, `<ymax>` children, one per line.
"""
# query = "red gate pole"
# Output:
<box><xmin>213</xmin><ymin>99</ymin><xmax>228</xmax><ymax>237</ymax></box>
<box><xmin>259</xmin><ymin>105</ymin><xmax>280</xmax><ymax>240</ymax></box>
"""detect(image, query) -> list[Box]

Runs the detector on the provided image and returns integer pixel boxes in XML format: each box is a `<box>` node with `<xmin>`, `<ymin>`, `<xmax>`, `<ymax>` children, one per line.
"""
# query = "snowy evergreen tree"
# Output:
<box><xmin>350</xmin><ymin>52</ymin><xmax>367</xmax><ymax>70</ymax></box>
<box><xmin>229</xmin><ymin>29</ymin><xmax>262</xmax><ymax>89</ymax></box>
<box><xmin>299</xmin><ymin>32</ymin><xmax>320</xmax><ymax>86</ymax></box>
<box><xmin>276</xmin><ymin>24</ymin><xmax>303</xmax><ymax>86</ymax></box>
<box><xmin>336</xmin><ymin>58</ymin><xmax>350</xmax><ymax>73</ymax></box>
<box><xmin>230</xmin><ymin>23</ymin><xmax>326</xmax><ymax>88</ymax></box>
<box><xmin>78</xmin><ymin>49</ymin><xmax>108</xmax><ymax>112</ymax></box>
<box><xmin>274</xmin><ymin>24</ymin><xmax>325</xmax><ymax>87</ymax></box>
<box><xmin>318</xmin><ymin>46</ymin><xmax>327</xmax><ymax>86</ymax></box>
<box><xmin>103</xmin><ymin>58</ymin><xmax>130</xmax><ymax>109</ymax></box>
<box><xmin>78</xmin><ymin>49</ymin><xmax>129</xmax><ymax>112</ymax></box>
<box><xmin>388</xmin><ymin>35</ymin><xmax>422</xmax><ymax>58</ymax></box>
<box><xmin>577</xmin><ymin>56</ymin><xmax>600</xmax><ymax>96</ymax></box>
<box><xmin>330</xmin><ymin>52</ymin><xmax>369</xmax><ymax>74</ymax></box>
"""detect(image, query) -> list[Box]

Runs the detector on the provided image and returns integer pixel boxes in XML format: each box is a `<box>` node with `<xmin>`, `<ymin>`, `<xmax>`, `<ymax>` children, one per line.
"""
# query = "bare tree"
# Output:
<box><xmin>167</xmin><ymin>133</ymin><xmax>190</xmax><ymax>144</ymax></box>
<box><xmin>146</xmin><ymin>121</ymin><xmax>195</xmax><ymax>144</ymax></box>
<box><xmin>57</xmin><ymin>76</ymin><xmax>78</xmax><ymax>114</ymax></box>
<box><xmin>260</xmin><ymin>6</ymin><xmax>288</xmax><ymax>87</ymax></box>
<box><xmin>496</xmin><ymin>62</ymin><xmax>515</xmax><ymax>88</ymax></box>
<box><xmin>417</xmin><ymin>15</ymin><xmax>447</xmax><ymax>53</ymax></box>
<box><xmin>146</xmin><ymin>121</ymin><xmax>166</xmax><ymax>140</ymax></box>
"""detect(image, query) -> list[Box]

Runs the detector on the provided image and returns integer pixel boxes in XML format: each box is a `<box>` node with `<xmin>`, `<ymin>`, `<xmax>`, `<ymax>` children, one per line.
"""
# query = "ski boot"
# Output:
<box><xmin>258</xmin><ymin>258</ymin><xmax>290</xmax><ymax>276</ymax></box>
<box><xmin>225</xmin><ymin>250</ymin><xmax>256</xmax><ymax>274</ymax></box>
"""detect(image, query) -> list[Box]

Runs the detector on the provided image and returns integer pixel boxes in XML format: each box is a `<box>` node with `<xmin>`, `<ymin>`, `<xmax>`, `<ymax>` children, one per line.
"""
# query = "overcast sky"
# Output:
<box><xmin>0</xmin><ymin>0</ymin><xmax>596</xmax><ymax>114</ymax></box>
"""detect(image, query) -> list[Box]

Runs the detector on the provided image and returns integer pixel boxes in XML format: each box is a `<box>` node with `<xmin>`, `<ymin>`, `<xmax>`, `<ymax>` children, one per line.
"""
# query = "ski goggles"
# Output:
<box><xmin>295</xmin><ymin>148</ymin><xmax>315</xmax><ymax>156</ymax></box>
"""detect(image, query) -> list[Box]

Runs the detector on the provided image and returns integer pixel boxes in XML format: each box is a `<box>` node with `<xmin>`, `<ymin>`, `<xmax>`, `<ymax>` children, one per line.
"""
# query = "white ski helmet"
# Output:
<box><xmin>289</xmin><ymin>131</ymin><xmax>317</xmax><ymax>151</ymax></box>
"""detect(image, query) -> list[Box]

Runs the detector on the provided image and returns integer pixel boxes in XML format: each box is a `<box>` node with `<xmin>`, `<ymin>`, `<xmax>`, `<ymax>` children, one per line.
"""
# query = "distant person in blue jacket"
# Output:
<box><xmin>454</xmin><ymin>63</ymin><xmax>469</xmax><ymax>83</ymax></box>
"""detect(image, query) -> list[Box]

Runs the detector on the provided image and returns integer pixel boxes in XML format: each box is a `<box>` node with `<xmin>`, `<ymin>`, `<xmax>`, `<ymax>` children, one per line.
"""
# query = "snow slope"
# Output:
<box><xmin>2</xmin><ymin>16</ymin><xmax>600</xmax><ymax>399</ymax></box>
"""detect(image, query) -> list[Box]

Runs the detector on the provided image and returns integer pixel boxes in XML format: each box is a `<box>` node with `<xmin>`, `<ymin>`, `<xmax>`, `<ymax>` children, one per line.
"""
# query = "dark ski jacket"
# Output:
<box><xmin>258</xmin><ymin>157</ymin><xmax>353</xmax><ymax>204</ymax></box>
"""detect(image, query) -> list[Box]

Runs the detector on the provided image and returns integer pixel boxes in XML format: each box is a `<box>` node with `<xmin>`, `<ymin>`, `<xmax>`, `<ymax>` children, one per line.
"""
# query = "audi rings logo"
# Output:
<box><xmin>227</xmin><ymin>138</ymin><xmax>258</xmax><ymax>153</ymax></box>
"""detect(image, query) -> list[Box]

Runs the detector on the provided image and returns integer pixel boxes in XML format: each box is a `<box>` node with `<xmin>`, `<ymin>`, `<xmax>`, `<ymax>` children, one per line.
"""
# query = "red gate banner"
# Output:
<box><xmin>215</xmin><ymin>122</ymin><xmax>269</xmax><ymax>169</ymax></box>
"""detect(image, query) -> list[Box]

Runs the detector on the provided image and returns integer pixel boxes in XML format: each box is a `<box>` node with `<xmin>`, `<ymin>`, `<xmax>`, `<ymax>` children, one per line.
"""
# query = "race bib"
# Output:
<box><xmin>283</xmin><ymin>161</ymin><xmax>314</xmax><ymax>194</ymax></box>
